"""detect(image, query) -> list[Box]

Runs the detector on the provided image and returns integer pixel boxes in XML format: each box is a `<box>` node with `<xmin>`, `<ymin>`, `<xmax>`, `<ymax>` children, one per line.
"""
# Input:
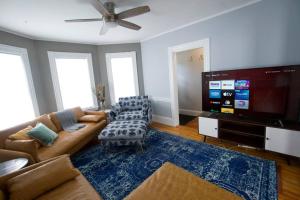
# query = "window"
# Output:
<box><xmin>106</xmin><ymin>52</ymin><xmax>139</xmax><ymax>104</ymax></box>
<box><xmin>48</xmin><ymin>52</ymin><xmax>96</xmax><ymax>110</ymax></box>
<box><xmin>0</xmin><ymin>44</ymin><xmax>39</xmax><ymax>130</ymax></box>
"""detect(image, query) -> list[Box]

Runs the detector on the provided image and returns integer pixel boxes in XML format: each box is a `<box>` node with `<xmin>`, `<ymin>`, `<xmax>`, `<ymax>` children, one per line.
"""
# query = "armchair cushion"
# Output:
<box><xmin>79</xmin><ymin>115</ymin><xmax>104</xmax><ymax>123</ymax></box>
<box><xmin>7</xmin><ymin>156</ymin><xmax>80</xmax><ymax>200</ymax></box>
<box><xmin>116</xmin><ymin>111</ymin><xmax>144</xmax><ymax>121</ymax></box>
<box><xmin>119</xmin><ymin>96</ymin><xmax>144</xmax><ymax>111</ymax></box>
<box><xmin>110</xmin><ymin>96</ymin><xmax>152</xmax><ymax>123</ymax></box>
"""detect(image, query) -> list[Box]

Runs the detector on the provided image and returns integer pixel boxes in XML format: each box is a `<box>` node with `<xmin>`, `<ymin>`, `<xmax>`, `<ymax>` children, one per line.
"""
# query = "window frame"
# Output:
<box><xmin>47</xmin><ymin>51</ymin><xmax>97</xmax><ymax>110</ymax></box>
<box><xmin>105</xmin><ymin>51</ymin><xmax>139</xmax><ymax>104</ymax></box>
<box><xmin>0</xmin><ymin>44</ymin><xmax>40</xmax><ymax>117</ymax></box>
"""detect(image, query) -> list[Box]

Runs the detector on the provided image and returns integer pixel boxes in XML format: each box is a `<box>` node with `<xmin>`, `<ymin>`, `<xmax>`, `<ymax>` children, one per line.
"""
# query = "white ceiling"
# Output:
<box><xmin>0</xmin><ymin>0</ymin><xmax>257</xmax><ymax>45</ymax></box>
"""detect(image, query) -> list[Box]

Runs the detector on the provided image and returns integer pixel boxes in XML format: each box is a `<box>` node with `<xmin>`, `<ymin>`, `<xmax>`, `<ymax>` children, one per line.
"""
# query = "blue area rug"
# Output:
<box><xmin>71</xmin><ymin>129</ymin><xmax>277</xmax><ymax>200</ymax></box>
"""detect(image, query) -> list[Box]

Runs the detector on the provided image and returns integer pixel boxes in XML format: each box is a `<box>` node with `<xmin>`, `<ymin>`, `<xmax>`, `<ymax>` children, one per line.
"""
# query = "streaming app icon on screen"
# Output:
<box><xmin>235</xmin><ymin>100</ymin><xmax>249</xmax><ymax>109</ymax></box>
<box><xmin>221</xmin><ymin>80</ymin><xmax>235</xmax><ymax>90</ymax></box>
<box><xmin>221</xmin><ymin>108</ymin><xmax>234</xmax><ymax>114</ymax></box>
<box><xmin>209</xmin><ymin>81</ymin><xmax>221</xmax><ymax>89</ymax></box>
<box><xmin>209</xmin><ymin>90</ymin><xmax>221</xmax><ymax>99</ymax></box>
<box><xmin>235</xmin><ymin>90</ymin><xmax>249</xmax><ymax>100</ymax></box>
<box><xmin>235</xmin><ymin>80</ymin><xmax>250</xmax><ymax>89</ymax></box>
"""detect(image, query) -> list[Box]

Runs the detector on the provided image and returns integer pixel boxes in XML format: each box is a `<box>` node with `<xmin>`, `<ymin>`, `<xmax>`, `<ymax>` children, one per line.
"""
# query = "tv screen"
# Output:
<box><xmin>202</xmin><ymin>65</ymin><xmax>300</xmax><ymax>123</ymax></box>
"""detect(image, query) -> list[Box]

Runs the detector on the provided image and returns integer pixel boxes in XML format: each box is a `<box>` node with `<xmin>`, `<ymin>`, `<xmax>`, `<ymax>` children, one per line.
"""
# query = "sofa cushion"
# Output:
<box><xmin>8</xmin><ymin>126</ymin><xmax>41</xmax><ymax>149</ymax></box>
<box><xmin>72</xmin><ymin>107</ymin><xmax>85</xmax><ymax>120</ymax></box>
<box><xmin>49</xmin><ymin>112</ymin><xmax>63</xmax><ymax>132</ymax></box>
<box><xmin>4</xmin><ymin>139</ymin><xmax>39</xmax><ymax>162</ymax></box>
<box><xmin>36</xmin><ymin>115</ymin><xmax>58</xmax><ymax>133</ymax></box>
<box><xmin>7</xmin><ymin>156</ymin><xmax>80</xmax><ymax>200</ymax></box>
<box><xmin>49</xmin><ymin>107</ymin><xmax>85</xmax><ymax>132</ymax></box>
<box><xmin>125</xmin><ymin>162</ymin><xmax>242</xmax><ymax>200</ymax></box>
<box><xmin>27</xmin><ymin>123</ymin><xmax>58</xmax><ymax>146</ymax></box>
<box><xmin>79</xmin><ymin>115</ymin><xmax>104</xmax><ymax>123</ymax></box>
<box><xmin>115</xmin><ymin>111</ymin><xmax>144</xmax><ymax>121</ymax></box>
<box><xmin>36</xmin><ymin>174</ymin><xmax>102</xmax><ymax>200</ymax></box>
<box><xmin>8</xmin><ymin>126</ymin><xmax>32</xmax><ymax>140</ymax></box>
<box><xmin>37</xmin><ymin>122</ymin><xmax>103</xmax><ymax>161</ymax></box>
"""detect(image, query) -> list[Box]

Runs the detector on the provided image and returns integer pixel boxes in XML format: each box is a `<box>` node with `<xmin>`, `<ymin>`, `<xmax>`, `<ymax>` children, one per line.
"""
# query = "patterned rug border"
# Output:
<box><xmin>152</xmin><ymin>128</ymin><xmax>277</xmax><ymax>164</ymax></box>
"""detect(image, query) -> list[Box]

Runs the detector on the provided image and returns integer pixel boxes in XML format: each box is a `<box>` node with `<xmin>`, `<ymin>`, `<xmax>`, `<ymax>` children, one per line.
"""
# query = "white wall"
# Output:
<box><xmin>177</xmin><ymin>48</ymin><xmax>203</xmax><ymax>116</ymax></box>
<box><xmin>142</xmin><ymin>0</ymin><xmax>300</xmax><ymax>119</ymax></box>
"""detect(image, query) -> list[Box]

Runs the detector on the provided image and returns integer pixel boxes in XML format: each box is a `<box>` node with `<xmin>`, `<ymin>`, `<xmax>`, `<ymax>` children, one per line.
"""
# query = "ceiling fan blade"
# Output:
<box><xmin>64</xmin><ymin>18</ymin><xmax>102</xmax><ymax>23</ymax></box>
<box><xmin>117</xmin><ymin>20</ymin><xmax>141</xmax><ymax>30</ymax></box>
<box><xmin>99</xmin><ymin>22</ymin><xmax>108</xmax><ymax>35</ymax></box>
<box><xmin>117</xmin><ymin>6</ymin><xmax>150</xmax><ymax>19</ymax></box>
<box><xmin>91</xmin><ymin>0</ymin><xmax>111</xmax><ymax>17</ymax></box>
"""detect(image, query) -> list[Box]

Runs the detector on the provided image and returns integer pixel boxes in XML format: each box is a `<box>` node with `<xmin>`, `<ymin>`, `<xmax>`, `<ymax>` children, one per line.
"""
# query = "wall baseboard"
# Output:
<box><xmin>152</xmin><ymin>115</ymin><xmax>176</xmax><ymax>126</ymax></box>
<box><xmin>179</xmin><ymin>109</ymin><xmax>201</xmax><ymax>116</ymax></box>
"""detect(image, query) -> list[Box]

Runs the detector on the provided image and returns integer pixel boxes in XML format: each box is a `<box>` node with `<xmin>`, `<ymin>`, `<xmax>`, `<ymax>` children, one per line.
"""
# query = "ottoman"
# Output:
<box><xmin>98</xmin><ymin>120</ymin><xmax>147</xmax><ymax>148</ymax></box>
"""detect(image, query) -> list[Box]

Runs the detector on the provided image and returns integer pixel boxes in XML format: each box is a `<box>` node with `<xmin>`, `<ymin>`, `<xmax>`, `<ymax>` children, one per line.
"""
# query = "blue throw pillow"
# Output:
<box><xmin>27</xmin><ymin>123</ymin><xmax>58</xmax><ymax>146</ymax></box>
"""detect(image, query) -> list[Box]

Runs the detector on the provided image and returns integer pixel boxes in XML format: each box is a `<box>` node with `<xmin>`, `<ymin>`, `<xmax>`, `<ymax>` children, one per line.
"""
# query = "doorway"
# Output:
<box><xmin>176</xmin><ymin>48</ymin><xmax>204</xmax><ymax>126</ymax></box>
<box><xmin>168</xmin><ymin>38</ymin><xmax>210</xmax><ymax>127</ymax></box>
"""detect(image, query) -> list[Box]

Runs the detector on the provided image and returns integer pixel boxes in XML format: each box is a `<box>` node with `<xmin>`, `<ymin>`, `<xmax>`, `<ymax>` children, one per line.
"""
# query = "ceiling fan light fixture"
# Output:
<box><xmin>106</xmin><ymin>21</ymin><xmax>117</xmax><ymax>28</ymax></box>
<box><xmin>65</xmin><ymin>0</ymin><xmax>150</xmax><ymax>35</ymax></box>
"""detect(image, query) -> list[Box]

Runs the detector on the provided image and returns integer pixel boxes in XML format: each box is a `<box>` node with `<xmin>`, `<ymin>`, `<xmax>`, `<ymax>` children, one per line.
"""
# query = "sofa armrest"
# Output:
<box><xmin>109</xmin><ymin>103</ymin><xmax>122</xmax><ymax>122</ymax></box>
<box><xmin>0</xmin><ymin>149</ymin><xmax>35</xmax><ymax>164</ymax></box>
<box><xmin>0</xmin><ymin>155</ymin><xmax>69</xmax><ymax>191</ymax></box>
<box><xmin>5</xmin><ymin>155</ymin><xmax>79</xmax><ymax>200</ymax></box>
<box><xmin>4</xmin><ymin>139</ymin><xmax>39</xmax><ymax>162</ymax></box>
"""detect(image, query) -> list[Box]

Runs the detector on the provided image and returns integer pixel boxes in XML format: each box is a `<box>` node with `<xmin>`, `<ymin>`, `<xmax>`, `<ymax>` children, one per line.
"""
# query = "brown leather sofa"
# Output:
<box><xmin>0</xmin><ymin>155</ymin><xmax>102</xmax><ymax>200</ymax></box>
<box><xmin>0</xmin><ymin>149</ymin><xmax>35</xmax><ymax>165</ymax></box>
<box><xmin>0</xmin><ymin>107</ymin><xmax>106</xmax><ymax>162</ymax></box>
<box><xmin>125</xmin><ymin>162</ymin><xmax>242</xmax><ymax>200</ymax></box>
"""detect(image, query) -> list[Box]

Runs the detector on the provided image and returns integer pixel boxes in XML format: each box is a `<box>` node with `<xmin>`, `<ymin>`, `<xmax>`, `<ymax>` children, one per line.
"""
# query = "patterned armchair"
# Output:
<box><xmin>109</xmin><ymin>96</ymin><xmax>152</xmax><ymax>124</ymax></box>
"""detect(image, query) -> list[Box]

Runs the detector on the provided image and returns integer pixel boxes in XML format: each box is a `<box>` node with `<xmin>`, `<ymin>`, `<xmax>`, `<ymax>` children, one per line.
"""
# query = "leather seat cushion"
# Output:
<box><xmin>125</xmin><ymin>162</ymin><xmax>242</xmax><ymax>200</ymax></box>
<box><xmin>7</xmin><ymin>156</ymin><xmax>80</xmax><ymax>200</ymax></box>
<box><xmin>37</xmin><ymin>122</ymin><xmax>103</xmax><ymax>161</ymax></box>
<box><xmin>36</xmin><ymin>175</ymin><xmax>102</xmax><ymax>200</ymax></box>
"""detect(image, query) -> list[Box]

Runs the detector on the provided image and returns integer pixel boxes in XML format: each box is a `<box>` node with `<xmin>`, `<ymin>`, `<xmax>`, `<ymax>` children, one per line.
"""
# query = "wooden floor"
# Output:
<box><xmin>151</xmin><ymin>118</ymin><xmax>300</xmax><ymax>200</ymax></box>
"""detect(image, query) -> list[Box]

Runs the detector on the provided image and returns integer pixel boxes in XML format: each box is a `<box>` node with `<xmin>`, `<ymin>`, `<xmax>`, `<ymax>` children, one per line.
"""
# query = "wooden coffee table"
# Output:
<box><xmin>0</xmin><ymin>158</ymin><xmax>28</xmax><ymax>176</ymax></box>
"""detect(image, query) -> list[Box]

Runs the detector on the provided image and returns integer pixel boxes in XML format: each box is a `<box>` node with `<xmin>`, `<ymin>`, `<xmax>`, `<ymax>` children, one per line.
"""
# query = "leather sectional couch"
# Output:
<box><xmin>0</xmin><ymin>107</ymin><xmax>107</xmax><ymax>162</ymax></box>
<box><xmin>0</xmin><ymin>155</ymin><xmax>102</xmax><ymax>200</ymax></box>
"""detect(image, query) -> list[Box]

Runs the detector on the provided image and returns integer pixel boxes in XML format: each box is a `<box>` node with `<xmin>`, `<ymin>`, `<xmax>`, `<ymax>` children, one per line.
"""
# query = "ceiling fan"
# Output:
<box><xmin>64</xmin><ymin>0</ymin><xmax>150</xmax><ymax>35</ymax></box>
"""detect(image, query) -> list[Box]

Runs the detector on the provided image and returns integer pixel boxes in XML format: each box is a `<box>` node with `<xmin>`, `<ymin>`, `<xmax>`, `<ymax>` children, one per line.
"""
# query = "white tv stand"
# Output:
<box><xmin>198</xmin><ymin>112</ymin><xmax>300</xmax><ymax>158</ymax></box>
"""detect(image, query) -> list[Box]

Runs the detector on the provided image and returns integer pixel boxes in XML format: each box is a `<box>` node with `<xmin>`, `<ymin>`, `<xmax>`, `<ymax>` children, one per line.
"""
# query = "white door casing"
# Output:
<box><xmin>168</xmin><ymin>38</ymin><xmax>210</xmax><ymax>126</ymax></box>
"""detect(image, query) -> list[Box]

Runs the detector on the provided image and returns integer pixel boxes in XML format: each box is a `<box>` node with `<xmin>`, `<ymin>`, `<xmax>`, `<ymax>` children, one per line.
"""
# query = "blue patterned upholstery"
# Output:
<box><xmin>98</xmin><ymin>120</ymin><xmax>147</xmax><ymax>146</ymax></box>
<box><xmin>116</xmin><ymin>110</ymin><xmax>144</xmax><ymax>121</ymax></box>
<box><xmin>109</xmin><ymin>96</ymin><xmax>152</xmax><ymax>124</ymax></box>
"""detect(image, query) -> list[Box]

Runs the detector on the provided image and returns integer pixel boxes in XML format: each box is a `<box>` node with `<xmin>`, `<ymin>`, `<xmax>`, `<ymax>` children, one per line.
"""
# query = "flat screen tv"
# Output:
<box><xmin>202</xmin><ymin>65</ymin><xmax>300</xmax><ymax>123</ymax></box>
